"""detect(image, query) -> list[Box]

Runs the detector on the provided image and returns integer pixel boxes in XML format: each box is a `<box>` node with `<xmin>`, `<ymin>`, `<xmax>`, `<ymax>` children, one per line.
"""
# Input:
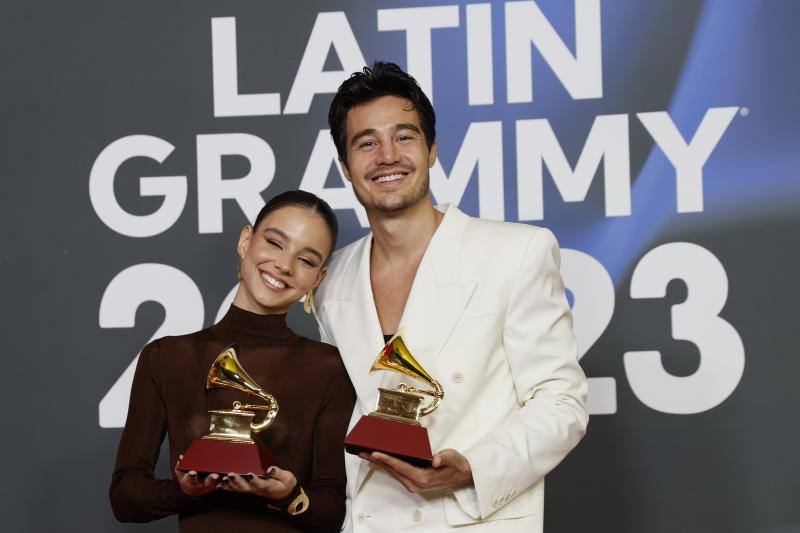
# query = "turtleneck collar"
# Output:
<box><xmin>210</xmin><ymin>305</ymin><xmax>298</xmax><ymax>347</ymax></box>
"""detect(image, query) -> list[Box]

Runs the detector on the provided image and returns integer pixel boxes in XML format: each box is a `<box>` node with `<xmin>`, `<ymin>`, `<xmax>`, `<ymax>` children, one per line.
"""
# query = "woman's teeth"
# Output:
<box><xmin>261</xmin><ymin>271</ymin><xmax>286</xmax><ymax>289</ymax></box>
<box><xmin>374</xmin><ymin>174</ymin><xmax>404</xmax><ymax>183</ymax></box>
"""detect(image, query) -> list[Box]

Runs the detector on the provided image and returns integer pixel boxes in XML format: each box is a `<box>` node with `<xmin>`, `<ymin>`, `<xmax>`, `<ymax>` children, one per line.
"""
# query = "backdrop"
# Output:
<box><xmin>2</xmin><ymin>1</ymin><xmax>798</xmax><ymax>532</ymax></box>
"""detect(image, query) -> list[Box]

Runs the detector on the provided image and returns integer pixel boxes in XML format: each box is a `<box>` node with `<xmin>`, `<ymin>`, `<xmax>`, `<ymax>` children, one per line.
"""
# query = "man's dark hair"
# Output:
<box><xmin>328</xmin><ymin>61</ymin><xmax>436</xmax><ymax>165</ymax></box>
<box><xmin>253</xmin><ymin>190</ymin><xmax>338</xmax><ymax>262</ymax></box>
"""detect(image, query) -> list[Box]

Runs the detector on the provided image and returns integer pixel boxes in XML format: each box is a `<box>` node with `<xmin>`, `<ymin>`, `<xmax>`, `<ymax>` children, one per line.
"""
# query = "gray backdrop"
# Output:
<box><xmin>2</xmin><ymin>1</ymin><xmax>798</xmax><ymax>532</ymax></box>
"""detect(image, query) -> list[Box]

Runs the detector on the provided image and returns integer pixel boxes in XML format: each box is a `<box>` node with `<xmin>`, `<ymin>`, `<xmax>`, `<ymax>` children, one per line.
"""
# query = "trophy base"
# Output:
<box><xmin>177</xmin><ymin>438</ymin><xmax>277</xmax><ymax>476</ymax></box>
<box><xmin>344</xmin><ymin>414</ymin><xmax>433</xmax><ymax>467</ymax></box>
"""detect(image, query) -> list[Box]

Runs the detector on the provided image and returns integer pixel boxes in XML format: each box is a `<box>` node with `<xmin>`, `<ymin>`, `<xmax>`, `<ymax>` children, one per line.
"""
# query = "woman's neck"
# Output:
<box><xmin>211</xmin><ymin>304</ymin><xmax>297</xmax><ymax>347</ymax></box>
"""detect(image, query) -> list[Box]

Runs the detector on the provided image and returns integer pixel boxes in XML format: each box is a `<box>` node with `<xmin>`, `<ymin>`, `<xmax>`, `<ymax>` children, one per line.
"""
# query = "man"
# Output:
<box><xmin>313</xmin><ymin>62</ymin><xmax>588</xmax><ymax>532</ymax></box>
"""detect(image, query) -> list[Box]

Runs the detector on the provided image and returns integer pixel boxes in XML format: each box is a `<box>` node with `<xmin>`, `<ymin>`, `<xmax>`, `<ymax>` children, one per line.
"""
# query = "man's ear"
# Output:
<box><xmin>338</xmin><ymin>157</ymin><xmax>352</xmax><ymax>182</ymax></box>
<box><xmin>237</xmin><ymin>225</ymin><xmax>254</xmax><ymax>259</ymax></box>
<box><xmin>428</xmin><ymin>141</ymin><xmax>437</xmax><ymax>167</ymax></box>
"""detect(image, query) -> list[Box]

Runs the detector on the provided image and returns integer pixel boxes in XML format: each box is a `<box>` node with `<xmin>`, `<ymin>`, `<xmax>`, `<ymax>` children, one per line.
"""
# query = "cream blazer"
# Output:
<box><xmin>314</xmin><ymin>205</ymin><xmax>588</xmax><ymax>532</ymax></box>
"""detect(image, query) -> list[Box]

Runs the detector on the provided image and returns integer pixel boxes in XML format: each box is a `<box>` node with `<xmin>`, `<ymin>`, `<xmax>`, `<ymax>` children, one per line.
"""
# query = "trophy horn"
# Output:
<box><xmin>370</xmin><ymin>333</ymin><xmax>444</xmax><ymax>416</ymax></box>
<box><xmin>206</xmin><ymin>344</ymin><xmax>279</xmax><ymax>433</ymax></box>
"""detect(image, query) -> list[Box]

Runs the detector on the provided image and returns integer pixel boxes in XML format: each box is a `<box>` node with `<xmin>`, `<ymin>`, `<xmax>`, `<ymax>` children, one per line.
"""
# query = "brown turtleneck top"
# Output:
<box><xmin>110</xmin><ymin>305</ymin><xmax>356</xmax><ymax>532</ymax></box>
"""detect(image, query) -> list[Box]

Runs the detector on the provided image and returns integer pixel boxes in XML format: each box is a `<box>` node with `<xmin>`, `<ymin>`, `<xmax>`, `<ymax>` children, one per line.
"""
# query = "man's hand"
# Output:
<box><xmin>174</xmin><ymin>455</ymin><xmax>220</xmax><ymax>497</ymax></box>
<box><xmin>359</xmin><ymin>449</ymin><xmax>473</xmax><ymax>494</ymax></box>
<box><xmin>220</xmin><ymin>467</ymin><xmax>297</xmax><ymax>501</ymax></box>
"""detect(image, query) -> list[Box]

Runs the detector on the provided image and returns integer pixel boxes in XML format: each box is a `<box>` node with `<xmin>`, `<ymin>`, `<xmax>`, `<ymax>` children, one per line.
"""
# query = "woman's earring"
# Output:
<box><xmin>236</xmin><ymin>257</ymin><xmax>242</xmax><ymax>281</ymax></box>
<box><xmin>303</xmin><ymin>290</ymin><xmax>314</xmax><ymax>314</ymax></box>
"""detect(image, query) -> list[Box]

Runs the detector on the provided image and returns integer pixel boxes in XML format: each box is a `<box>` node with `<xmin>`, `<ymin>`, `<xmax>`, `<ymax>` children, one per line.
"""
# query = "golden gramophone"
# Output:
<box><xmin>177</xmin><ymin>344</ymin><xmax>279</xmax><ymax>476</ymax></box>
<box><xmin>344</xmin><ymin>332</ymin><xmax>444</xmax><ymax>466</ymax></box>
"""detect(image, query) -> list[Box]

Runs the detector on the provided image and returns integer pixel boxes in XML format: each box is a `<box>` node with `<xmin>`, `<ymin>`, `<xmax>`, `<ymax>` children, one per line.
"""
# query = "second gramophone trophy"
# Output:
<box><xmin>344</xmin><ymin>332</ymin><xmax>444</xmax><ymax>467</ymax></box>
<box><xmin>177</xmin><ymin>344</ymin><xmax>279</xmax><ymax>476</ymax></box>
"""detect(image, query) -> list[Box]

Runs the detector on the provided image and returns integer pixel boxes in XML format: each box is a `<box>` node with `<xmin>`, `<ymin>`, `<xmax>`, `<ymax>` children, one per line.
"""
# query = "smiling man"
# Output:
<box><xmin>313</xmin><ymin>62</ymin><xmax>588</xmax><ymax>533</ymax></box>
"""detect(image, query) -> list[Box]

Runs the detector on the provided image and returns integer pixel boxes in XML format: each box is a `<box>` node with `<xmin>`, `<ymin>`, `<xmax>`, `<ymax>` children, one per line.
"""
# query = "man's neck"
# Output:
<box><xmin>368</xmin><ymin>197</ymin><xmax>444</xmax><ymax>267</ymax></box>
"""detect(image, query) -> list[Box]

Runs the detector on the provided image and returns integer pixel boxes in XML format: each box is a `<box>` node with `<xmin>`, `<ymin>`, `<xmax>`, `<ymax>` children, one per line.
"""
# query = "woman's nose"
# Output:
<box><xmin>273</xmin><ymin>257</ymin><xmax>292</xmax><ymax>275</ymax></box>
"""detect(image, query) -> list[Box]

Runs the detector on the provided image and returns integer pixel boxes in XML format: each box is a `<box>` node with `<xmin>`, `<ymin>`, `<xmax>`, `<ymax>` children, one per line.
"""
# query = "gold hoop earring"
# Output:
<box><xmin>303</xmin><ymin>290</ymin><xmax>314</xmax><ymax>314</ymax></box>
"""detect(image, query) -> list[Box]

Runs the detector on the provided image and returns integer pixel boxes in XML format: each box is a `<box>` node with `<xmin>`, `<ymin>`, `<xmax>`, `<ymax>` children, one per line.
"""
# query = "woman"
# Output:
<box><xmin>110</xmin><ymin>191</ymin><xmax>355</xmax><ymax>532</ymax></box>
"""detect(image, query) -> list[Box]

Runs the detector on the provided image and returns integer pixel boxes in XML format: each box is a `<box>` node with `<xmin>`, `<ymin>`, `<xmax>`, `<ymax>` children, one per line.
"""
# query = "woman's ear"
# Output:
<box><xmin>237</xmin><ymin>225</ymin><xmax>253</xmax><ymax>259</ymax></box>
<box><xmin>313</xmin><ymin>265</ymin><xmax>329</xmax><ymax>289</ymax></box>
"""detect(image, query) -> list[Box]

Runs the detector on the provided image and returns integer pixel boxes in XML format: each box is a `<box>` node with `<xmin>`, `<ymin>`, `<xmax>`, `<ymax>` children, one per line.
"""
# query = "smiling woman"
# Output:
<box><xmin>234</xmin><ymin>192</ymin><xmax>338</xmax><ymax>316</ymax></box>
<box><xmin>110</xmin><ymin>191</ymin><xmax>354</xmax><ymax>533</ymax></box>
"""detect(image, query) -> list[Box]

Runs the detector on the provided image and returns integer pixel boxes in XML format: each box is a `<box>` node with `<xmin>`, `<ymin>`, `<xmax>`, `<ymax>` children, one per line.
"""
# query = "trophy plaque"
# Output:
<box><xmin>177</xmin><ymin>344</ymin><xmax>279</xmax><ymax>476</ymax></box>
<box><xmin>344</xmin><ymin>333</ymin><xmax>444</xmax><ymax>467</ymax></box>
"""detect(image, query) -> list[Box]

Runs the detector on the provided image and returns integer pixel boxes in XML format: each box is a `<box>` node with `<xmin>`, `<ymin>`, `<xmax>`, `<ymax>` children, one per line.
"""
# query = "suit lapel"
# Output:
<box><xmin>381</xmin><ymin>205</ymin><xmax>477</xmax><ymax>391</ymax></box>
<box><xmin>326</xmin><ymin>206</ymin><xmax>477</xmax><ymax>495</ymax></box>
<box><xmin>319</xmin><ymin>237</ymin><xmax>386</xmax><ymax>500</ymax></box>
<box><xmin>320</xmin><ymin>236</ymin><xmax>385</xmax><ymax>415</ymax></box>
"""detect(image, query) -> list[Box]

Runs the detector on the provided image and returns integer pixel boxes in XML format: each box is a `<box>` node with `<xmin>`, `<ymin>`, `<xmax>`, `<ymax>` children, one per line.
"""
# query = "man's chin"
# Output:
<box><xmin>375</xmin><ymin>199</ymin><xmax>413</xmax><ymax>213</ymax></box>
<box><xmin>374</xmin><ymin>188</ymin><xmax>430</xmax><ymax>214</ymax></box>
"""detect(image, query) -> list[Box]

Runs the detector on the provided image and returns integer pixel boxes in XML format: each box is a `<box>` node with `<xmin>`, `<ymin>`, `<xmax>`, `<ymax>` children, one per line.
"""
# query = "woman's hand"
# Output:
<box><xmin>174</xmin><ymin>455</ymin><xmax>221</xmax><ymax>497</ymax></box>
<box><xmin>221</xmin><ymin>466</ymin><xmax>297</xmax><ymax>501</ymax></box>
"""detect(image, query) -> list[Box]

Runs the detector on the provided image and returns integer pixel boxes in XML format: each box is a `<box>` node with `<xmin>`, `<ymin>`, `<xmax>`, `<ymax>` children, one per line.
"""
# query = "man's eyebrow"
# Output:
<box><xmin>263</xmin><ymin>227</ymin><xmax>324</xmax><ymax>262</ymax></box>
<box><xmin>392</xmin><ymin>123</ymin><xmax>421</xmax><ymax>134</ymax></box>
<box><xmin>351</xmin><ymin>128</ymin><xmax>376</xmax><ymax>146</ymax></box>
<box><xmin>350</xmin><ymin>123</ymin><xmax>422</xmax><ymax>146</ymax></box>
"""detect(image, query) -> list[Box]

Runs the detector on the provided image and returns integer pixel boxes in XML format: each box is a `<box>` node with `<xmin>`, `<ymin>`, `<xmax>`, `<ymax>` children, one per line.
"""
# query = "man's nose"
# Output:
<box><xmin>375</xmin><ymin>140</ymin><xmax>399</xmax><ymax>165</ymax></box>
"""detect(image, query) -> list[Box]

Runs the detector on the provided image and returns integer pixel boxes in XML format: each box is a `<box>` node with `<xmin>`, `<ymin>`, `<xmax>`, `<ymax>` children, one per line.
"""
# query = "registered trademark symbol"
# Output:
<box><xmin>739</xmin><ymin>107</ymin><xmax>750</xmax><ymax>116</ymax></box>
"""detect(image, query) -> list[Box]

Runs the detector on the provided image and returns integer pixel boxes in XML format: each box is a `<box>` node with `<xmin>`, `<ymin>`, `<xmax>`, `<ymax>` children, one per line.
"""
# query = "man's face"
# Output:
<box><xmin>339</xmin><ymin>95</ymin><xmax>437</xmax><ymax>214</ymax></box>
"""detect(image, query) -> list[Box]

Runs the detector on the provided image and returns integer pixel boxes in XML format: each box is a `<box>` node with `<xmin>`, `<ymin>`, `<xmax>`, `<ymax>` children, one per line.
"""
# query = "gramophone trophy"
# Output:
<box><xmin>344</xmin><ymin>332</ymin><xmax>444</xmax><ymax>467</ymax></box>
<box><xmin>177</xmin><ymin>344</ymin><xmax>279</xmax><ymax>476</ymax></box>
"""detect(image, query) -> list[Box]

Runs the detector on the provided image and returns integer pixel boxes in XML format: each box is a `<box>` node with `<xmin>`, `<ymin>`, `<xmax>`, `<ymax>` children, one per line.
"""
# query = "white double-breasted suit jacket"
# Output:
<box><xmin>314</xmin><ymin>204</ymin><xmax>588</xmax><ymax>532</ymax></box>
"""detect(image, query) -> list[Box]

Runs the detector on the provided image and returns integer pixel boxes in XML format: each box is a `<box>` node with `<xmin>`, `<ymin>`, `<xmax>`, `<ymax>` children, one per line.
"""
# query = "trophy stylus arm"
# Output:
<box><xmin>232</xmin><ymin>397</ymin><xmax>280</xmax><ymax>433</ymax></box>
<box><xmin>418</xmin><ymin>381</ymin><xmax>444</xmax><ymax>416</ymax></box>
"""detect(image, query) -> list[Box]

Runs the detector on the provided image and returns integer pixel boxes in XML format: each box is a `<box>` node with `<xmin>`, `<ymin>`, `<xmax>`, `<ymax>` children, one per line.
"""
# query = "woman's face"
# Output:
<box><xmin>233</xmin><ymin>205</ymin><xmax>333</xmax><ymax>315</ymax></box>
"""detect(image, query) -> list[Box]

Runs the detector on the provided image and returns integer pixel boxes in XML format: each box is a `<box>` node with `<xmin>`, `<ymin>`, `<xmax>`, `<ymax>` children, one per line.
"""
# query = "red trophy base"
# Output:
<box><xmin>177</xmin><ymin>439</ymin><xmax>278</xmax><ymax>476</ymax></box>
<box><xmin>344</xmin><ymin>415</ymin><xmax>433</xmax><ymax>467</ymax></box>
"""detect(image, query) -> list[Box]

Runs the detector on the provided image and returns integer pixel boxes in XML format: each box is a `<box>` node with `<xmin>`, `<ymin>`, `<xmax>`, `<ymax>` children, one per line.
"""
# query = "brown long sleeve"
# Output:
<box><xmin>109</xmin><ymin>341</ymin><xmax>205</xmax><ymax>522</ymax></box>
<box><xmin>280</xmin><ymin>364</ymin><xmax>355</xmax><ymax>531</ymax></box>
<box><xmin>109</xmin><ymin>306</ymin><xmax>356</xmax><ymax>532</ymax></box>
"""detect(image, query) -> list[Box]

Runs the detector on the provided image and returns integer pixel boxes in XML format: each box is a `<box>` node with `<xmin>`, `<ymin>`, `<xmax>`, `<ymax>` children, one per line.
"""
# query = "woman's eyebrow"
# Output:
<box><xmin>263</xmin><ymin>227</ymin><xmax>324</xmax><ymax>262</ymax></box>
<box><xmin>263</xmin><ymin>227</ymin><xmax>289</xmax><ymax>240</ymax></box>
<box><xmin>303</xmin><ymin>247</ymin><xmax>324</xmax><ymax>262</ymax></box>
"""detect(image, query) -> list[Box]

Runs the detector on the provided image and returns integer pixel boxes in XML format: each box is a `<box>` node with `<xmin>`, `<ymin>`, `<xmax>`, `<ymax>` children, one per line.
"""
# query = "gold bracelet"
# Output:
<box><xmin>287</xmin><ymin>487</ymin><xmax>309</xmax><ymax>516</ymax></box>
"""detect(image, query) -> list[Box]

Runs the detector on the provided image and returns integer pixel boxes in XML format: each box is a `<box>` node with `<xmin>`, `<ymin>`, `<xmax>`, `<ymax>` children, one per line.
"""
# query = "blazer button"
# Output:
<box><xmin>451</xmin><ymin>371</ymin><xmax>464</xmax><ymax>383</ymax></box>
<box><xmin>357</xmin><ymin>512</ymin><xmax>366</xmax><ymax>523</ymax></box>
<box><xmin>412</xmin><ymin>508</ymin><xmax>422</xmax><ymax>522</ymax></box>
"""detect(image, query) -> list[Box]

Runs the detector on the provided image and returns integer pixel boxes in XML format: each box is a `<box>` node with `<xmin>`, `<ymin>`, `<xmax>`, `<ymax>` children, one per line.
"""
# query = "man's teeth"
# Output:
<box><xmin>261</xmin><ymin>272</ymin><xmax>286</xmax><ymax>289</ymax></box>
<box><xmin>374</xmin><ymin>174</ymin><xmax>404</xmax><ymax>183</ymax></box>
